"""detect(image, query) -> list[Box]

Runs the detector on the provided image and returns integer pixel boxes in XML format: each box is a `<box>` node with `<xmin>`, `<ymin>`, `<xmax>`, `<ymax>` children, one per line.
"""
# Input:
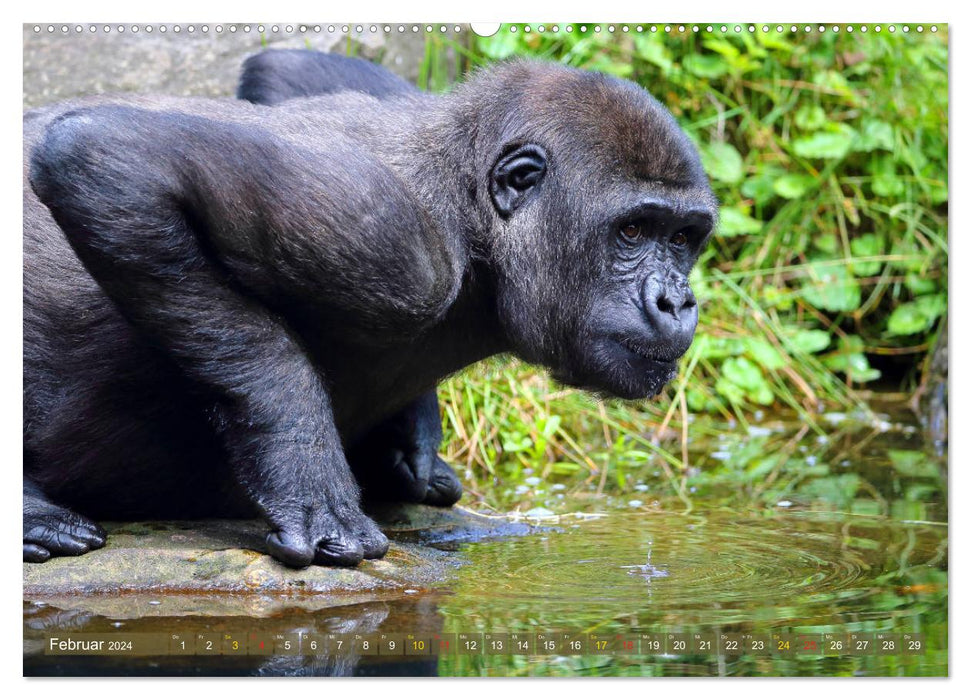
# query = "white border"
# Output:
<box><xmin>7</xmin><ymin>0</ymin><xmax>962</xmax><ymax>696</ymax></box>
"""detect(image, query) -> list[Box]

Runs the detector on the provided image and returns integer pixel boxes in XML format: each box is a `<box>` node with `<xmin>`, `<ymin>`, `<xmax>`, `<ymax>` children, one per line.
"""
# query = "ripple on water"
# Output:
<box><xmin>444</xmin><ymin>510</ymin><xmax>945</xmax><ymax>626</ymax></box>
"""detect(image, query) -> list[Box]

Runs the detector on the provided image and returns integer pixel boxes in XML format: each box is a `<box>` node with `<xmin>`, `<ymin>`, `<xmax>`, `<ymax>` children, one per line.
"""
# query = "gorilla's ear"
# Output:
<box><xmin>489</xmin><ymin>144</ymin><xmax>548</xmax><ymax>218</ymax></box>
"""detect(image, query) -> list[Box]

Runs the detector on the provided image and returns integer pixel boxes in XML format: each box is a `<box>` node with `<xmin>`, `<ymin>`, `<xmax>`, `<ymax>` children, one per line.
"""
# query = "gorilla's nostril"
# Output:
<box><xmin>656</xmin><ymin>294</ymin><xmax>676</xmax><ymax>315</ymax></box>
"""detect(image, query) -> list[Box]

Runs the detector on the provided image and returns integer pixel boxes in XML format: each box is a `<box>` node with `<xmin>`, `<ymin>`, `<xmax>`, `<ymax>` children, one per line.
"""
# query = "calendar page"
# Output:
<box><xmin>22</xmin><ymin>18</ymin><xmax>949</xmax><ymax>679</ymax></box>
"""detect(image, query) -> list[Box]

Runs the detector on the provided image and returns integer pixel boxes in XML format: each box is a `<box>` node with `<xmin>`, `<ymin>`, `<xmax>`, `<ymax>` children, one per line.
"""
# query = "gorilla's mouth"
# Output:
<box><xmin>612</xmin><ymin>336</ymin><xmax>680</xmax><ymax>369</ymax></box>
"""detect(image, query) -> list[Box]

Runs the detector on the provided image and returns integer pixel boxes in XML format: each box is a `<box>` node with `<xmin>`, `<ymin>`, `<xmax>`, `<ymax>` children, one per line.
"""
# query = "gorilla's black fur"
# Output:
<box><xmin>23</xmin><ymin>51</ymin><xmax>716</xmax><ymax>567</ymax></box>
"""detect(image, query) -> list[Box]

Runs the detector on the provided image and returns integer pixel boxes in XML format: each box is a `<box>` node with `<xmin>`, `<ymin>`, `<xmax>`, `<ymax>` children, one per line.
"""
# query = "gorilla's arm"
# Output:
<box><xmin>27</xmin><ymin>105</ymin><xmax>458</xmax><ymax>566</ymax></box>
<box><xmin>236</xmin><ymin>50</ymin><xmax>466</xmax><ymax>507</ymax></box>
<box><xmin>237</xmin><ymin>50</ymin><xmax>417</xmax><ymax>105</ymax></box>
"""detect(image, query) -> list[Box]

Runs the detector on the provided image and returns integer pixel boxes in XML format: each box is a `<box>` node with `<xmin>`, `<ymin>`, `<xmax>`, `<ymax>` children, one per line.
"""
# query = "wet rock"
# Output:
<box><xmin>23</xmin><ymin>505</ymin><xmax>530</xmax><ymax>617</ymax></box>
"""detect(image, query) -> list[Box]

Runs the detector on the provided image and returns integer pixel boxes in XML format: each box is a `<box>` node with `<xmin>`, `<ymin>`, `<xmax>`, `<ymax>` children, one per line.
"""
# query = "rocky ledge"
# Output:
<box><xmin>23</xmin><ymin>504</ymin><xmax>532</xmax><ymax>618</ymax></box>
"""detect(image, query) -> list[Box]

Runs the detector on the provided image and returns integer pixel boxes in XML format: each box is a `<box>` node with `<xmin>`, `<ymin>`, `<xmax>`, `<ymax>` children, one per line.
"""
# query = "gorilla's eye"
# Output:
<box><xmin>671</xmin><ymin>231</ymin><xmax>689</xmax><ymax>248</ymax></box>
<box><xmin>620</xmin><ymin>222</ymin><xmax>644</xmax><ymax>243</ymax></box>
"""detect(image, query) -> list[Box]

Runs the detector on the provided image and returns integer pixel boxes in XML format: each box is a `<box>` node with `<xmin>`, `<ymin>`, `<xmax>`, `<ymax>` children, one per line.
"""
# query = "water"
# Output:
<box><xmin>23</xmin><ymin>407</ymin><xmax>948</xmax><ymax>676</ymax></box>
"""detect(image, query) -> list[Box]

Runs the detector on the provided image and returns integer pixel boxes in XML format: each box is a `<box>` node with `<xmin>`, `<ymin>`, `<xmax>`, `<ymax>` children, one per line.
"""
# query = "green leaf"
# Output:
<box><xmin>849</xmin><ymin>233</ymin><xmax>883</xmax><ymax>276</ymax></box>
<box><xmin>823</xmin><ymin>337</ymin><xmax>881</xmax><ymax>382</ymax></box>
<box><xmin>773</xmin><ymin>173</ymin><xmax>816</xmax><ymax>199</ymax></box>
<box><xmin>794</xmin><ymin>104</ymin><xmax>828</xmax><ymax>131</ymax></box>
<box><xmin>720</xmin><ymin>357</ymin><xmax>774</xmax><ymax>405</ymax></box>
<box><xmin>745</xmin><ymin>338</ymin><xmax>786</xmax><ymax>370</ymax></box>
<box><xmin>793</xmin><ymin>124</ymin><xmax>858</xmax><ymax>160</ymax></box>
<box><xmin>717</xmin><ymin>206</ymin><xmax>763</xmax><ymax>236</ymax></box>
<box><xmin>887</xmin><ymin>295</ymin><xmax>946</xmax><ymax>336</ymax></box>
<box><xmin>633</xmin><ymin>35</ymin><xmax>674</xmax><ymax>74</ymax></box>
<box><xmin>855</xmin><ymin>120</ymin><xmax>895</xmax><ymax>152</ymax></box>
<box><xmin>870</xmin><ymin>154</ymin><xmax>905</xmax><ymax>197</ymax></box>
<box><xmin>701</xmin><ymin>142</ymin><xmax>744</xmax><ymax>184</ymax></box>
<box><xmin>801</xmin><ymin>262</ymin><xmax>861</xmax><ymax>312</ymax></box>
<box><xmin>812</xmin><ymin>70</ymin><xmax>856</xmax><ymax>100</ymax></box>
<box><xmin>888</xmin><ymin>450</ymin><xmax>940</xmax><ymax>478</ymax></box>
<box><xmin>813</xmin><ymin>233</ymin><xmax>839</xmax><ymax>254</ymax></box>
<box><xmin>741</xmin><ymin>167</ymin><xmax>785</xmax><ymax>206</ymax></box>
<box><xmin>790</xmin><ymin>329</ymin><xmax>831</xmax><ymax>354</ymax></box>
<box><xmin>904</xmin><ymin>273</ymin><xmax>938</xmax><ymax>296</ymax></box>
<box><xmin>684</xmin><ymin>54</ymin><xmax>728</xmax><ymax>79</ymax></box>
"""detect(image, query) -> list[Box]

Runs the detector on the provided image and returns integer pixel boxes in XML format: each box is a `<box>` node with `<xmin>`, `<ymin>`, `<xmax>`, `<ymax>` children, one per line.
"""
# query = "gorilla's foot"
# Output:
<box><xmin>23</xmin><ymin>503</ymin><xmax>107</xmax><ymax>563</ymax></box>
<box><xmin>264</xmin><ymin>503</ymin><xmax>389</xmax><ymax>569</ymax></box>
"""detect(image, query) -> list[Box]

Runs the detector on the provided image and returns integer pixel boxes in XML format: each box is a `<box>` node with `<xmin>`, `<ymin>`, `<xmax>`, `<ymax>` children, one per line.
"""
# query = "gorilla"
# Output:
<box><xmin>23</xmin><ymin>50</ymin><xmax>716</xmax><ymax>567</ymax></box>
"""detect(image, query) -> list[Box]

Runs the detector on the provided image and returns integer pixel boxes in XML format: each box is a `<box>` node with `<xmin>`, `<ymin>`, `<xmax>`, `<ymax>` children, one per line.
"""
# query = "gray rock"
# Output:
<box><xmin>23</xmin><ymin>505</ymin><xmax>530</xmax><ymax>618</ymax></box>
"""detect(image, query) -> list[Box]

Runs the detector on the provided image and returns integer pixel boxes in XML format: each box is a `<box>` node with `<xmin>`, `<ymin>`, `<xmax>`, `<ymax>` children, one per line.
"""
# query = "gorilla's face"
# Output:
<box><xmin>564</xmin><ymin>198</ymin><xmax>714</xmax><ymax>400</ymax></box>
<box><xmin>483</xmin><ymin>70</ymin><xmax>716</xmax><ymax>400</ymax></box>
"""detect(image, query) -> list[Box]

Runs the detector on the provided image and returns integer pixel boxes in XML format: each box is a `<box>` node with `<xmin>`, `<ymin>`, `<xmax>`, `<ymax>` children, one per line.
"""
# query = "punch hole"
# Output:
<box><xmin>470</xmin><ymin>22</ymin><xmax>502</xmax><ymax>36</ymax></box>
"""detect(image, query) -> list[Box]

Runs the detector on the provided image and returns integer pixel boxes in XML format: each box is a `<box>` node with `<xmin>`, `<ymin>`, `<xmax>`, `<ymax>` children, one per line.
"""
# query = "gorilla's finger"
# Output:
<box><xmin>266</xmin><ymin>530</ymin><xmax>315</xmax><ymax>568</ymax></box>
<box><xmin>23</xmin><ymin>543</ymin><xmax>51</xmax><ymax>563</ymax></box>
<box><xmin>313</xmin><ymin>532</ymin><xmax>364</xmax><ymax>567</ymax></box>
